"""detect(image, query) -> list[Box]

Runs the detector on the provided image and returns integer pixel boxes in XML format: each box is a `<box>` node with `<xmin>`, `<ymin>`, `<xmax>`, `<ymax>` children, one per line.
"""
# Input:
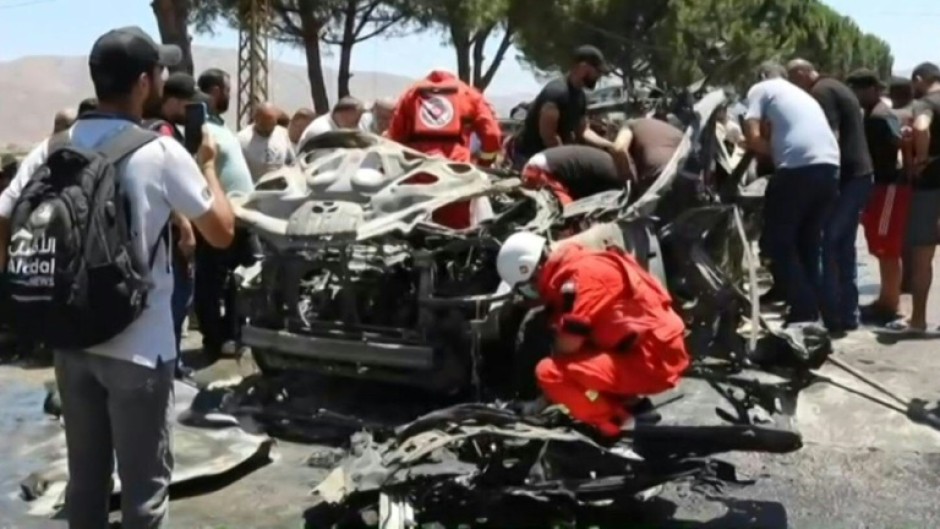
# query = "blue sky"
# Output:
<box><xmin>0</xmin><ymin>0</ymin><xmax>938</xmax><ymax>95</ymax></box>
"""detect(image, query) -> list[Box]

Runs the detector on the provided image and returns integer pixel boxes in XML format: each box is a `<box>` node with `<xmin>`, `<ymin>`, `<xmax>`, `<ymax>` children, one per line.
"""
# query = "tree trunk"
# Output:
<box><xmin>449</xmin><ymin>25</ymin><xmax>472</xmax><ymax>84</ymax></box>
<box><xmin>337</xmin><ymin>0</ymin><xmax>358</xmax><ymax>98</ymax></box>
<box><xmin>475</xmin><ymin>26</ymin><xmax>514</xmax><ymax>92</ymax></box>
<box><xmin>299</xmin><ymin>8</ymin><xmax>330</xmax><ymax>114</ymax></box>
<box><xmin>150</xmin><ymin>0</ymin><xmax>194</xmax><ymax>74</ymax></box>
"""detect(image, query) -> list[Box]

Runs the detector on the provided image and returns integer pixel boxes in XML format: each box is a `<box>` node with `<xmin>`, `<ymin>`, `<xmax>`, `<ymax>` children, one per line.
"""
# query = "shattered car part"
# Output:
<box><xmin>304</xmin><ymin>401</ymin><xmax>796</xmax><ymax>528</ymax></box>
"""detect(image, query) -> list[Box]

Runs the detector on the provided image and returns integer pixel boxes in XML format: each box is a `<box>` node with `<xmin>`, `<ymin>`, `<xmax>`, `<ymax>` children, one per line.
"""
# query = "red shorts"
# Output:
<box><xmin>862</xmin><ymin>184</ymin><xmax>912</xmax><ymax>258</ymax></box>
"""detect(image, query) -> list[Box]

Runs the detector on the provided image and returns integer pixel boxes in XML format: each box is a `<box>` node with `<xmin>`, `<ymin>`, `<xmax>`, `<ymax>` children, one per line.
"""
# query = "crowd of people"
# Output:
<box><xmin>0</xmin><ymin>20</ymin><xmax>936</xmax><ymax>529</ymax></box>
<box><xmin>745</xmin><ymin>60</ymin><xmax>938</xmax><ymax>338</ymax></box>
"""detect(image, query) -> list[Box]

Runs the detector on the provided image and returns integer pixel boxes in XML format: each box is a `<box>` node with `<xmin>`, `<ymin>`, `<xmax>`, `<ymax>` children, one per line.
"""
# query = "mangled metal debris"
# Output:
<box><xmin>304</xmin><ymin>401</ymin><xmax>787</xmax><ymax>528</ymax></box>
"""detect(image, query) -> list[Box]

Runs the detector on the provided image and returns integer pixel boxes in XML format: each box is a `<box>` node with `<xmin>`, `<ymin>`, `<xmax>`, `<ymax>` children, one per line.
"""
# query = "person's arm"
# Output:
<box><xmin>472</xmin><ymin>92</ymin><xmax>503</xmax><ymax>166</ymax></box>
<box><xmin>0</xmin><ymin>140</ymin><xmax>49</xmax><ymax>270</ymax></box>
<box><xmin>553</xmin><ymin>265</ymin><xmax>621</xmax><ymax>354</ymax></box>
<box><xmin>912</xmin><ymin>101</ymin><xmax>933</xmax><ymax>175</ymax></box>
<box><xmin>743</xmin><ymin>84</ymin><xmax>771</xmax><ymax>156</ymax></box>
<box><xmin>813</xmin><ymin>85</ymin><xmax>841</xmax><ymax>140</ymax></box>
<box><xmin>172</xmin><ymin>212</ymin><xmax>196</xmax><ymax>260</ymax></box>
<box><xmin>163</xmin><ymin>129</ymin><xmax>235</xmax><ymax>249</ymax></box>
<box><xmin>578</xmin><ymin>116</ymin><xmax>616</xmax><ymax>151</ymax></box>
<box><xmin>538</xmin><ymin>101</ymin><xmax>563</xmax><ymax>148</ymax></box>
<box><xmin>610</xmin><ymin>125</ymin><xmax>636</xmax><ymax>180</ymax></box>
<box><xmin>284</xmin><ymin>129</ymin><xmax>297</xmax><ymax>165</ymax></box>
<box><xmin>385</xmin><ymin>90</ymin><xmax>413</xmax><ymax>144</ymax></box>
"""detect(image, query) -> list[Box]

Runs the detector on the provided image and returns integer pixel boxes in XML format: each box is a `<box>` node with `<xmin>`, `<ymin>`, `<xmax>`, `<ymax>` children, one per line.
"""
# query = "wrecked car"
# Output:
<box><xmin>233</xmin><ymin>132</ymin><xmax>560</xmax><ymax>394</ymax></box>
<box><xmin>233</xmin><ymin>86</ymin><xmax>764</xmax><ymax>395</ymax></box>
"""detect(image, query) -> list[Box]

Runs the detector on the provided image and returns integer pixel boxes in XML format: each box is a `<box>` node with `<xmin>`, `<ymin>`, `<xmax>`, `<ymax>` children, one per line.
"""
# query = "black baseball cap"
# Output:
<box><xmin>89</xmin><ymin>26</ymin><xmax>181</xmax><ymax>93</ymax></box>
<box><xmin>164</xmin><ymin>72</ymin><xmax>197</xmax><ymax>100</ymax></box>
<box><xmin>845</xmin><ymin>68</ymin><xmax>884</xmax><ymax>88</ymax></box>
<box><xmin>573</xmin><ymin>45</ymin><xmax>610</xmax><ymax>74</ymax></box>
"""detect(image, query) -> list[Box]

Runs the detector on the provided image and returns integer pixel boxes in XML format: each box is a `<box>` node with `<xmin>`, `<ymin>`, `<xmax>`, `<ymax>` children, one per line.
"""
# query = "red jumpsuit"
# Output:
<box><xmin>388</xmin><ymin>70</ymin><xmax>502</xmax><ymax>229</ymax></box>
<box><xmin>534</xmin><ymin>244</ymin><xmax>690</xmax><ymax>437</ymax></box>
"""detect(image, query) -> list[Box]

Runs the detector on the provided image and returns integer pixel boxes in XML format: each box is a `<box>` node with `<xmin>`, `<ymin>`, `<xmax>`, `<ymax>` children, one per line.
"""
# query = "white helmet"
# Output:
<box><xmin>497</xmin><ymin>232</ymin><xmax>548</xmax><ymax>287</ymax></box>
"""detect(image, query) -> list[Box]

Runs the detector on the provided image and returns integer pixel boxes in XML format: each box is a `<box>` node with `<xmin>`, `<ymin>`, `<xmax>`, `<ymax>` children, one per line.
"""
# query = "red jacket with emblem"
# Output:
<box><xmin>537</xmin><ymin>243</ymin><xmax>688</xmax><ymax>378</ymax></box>
<box><xmin>388</xmin><ymin>70</ymin><xmax>502</xmax><ymax>163</ymax></box>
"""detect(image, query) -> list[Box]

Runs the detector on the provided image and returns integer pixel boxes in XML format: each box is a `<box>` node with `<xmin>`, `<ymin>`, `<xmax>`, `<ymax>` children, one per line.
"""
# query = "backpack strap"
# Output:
<box><xmin>98</xmin><ymin>126</ymin><xmax>160</xmax><ymax>164</ymax></box>
<box><xmin>147</xmin><ymin>222</ymin><xmax>170</xmax><ymax>273</ymax></box>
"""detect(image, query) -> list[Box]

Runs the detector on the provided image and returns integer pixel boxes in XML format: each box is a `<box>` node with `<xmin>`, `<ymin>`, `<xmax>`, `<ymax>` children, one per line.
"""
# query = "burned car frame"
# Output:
<box><xmin>234</xmin><ymin>87</ymin><xmax>762</xmax><ymax>395</ymax></box>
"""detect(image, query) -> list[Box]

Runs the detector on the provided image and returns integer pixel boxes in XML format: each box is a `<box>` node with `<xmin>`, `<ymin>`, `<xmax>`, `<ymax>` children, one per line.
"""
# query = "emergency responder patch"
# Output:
<box><xmin>418</xmin><ymin>95</ymin><xmax>455</xmax><ymax>130</ymax></box>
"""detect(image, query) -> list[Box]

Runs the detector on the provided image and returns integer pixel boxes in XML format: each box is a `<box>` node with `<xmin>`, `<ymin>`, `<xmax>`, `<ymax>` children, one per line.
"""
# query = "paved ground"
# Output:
<box><xmin>3</xmin><ymin>233</ymin><xmax>940</xmax><ymax>528</ymax></box>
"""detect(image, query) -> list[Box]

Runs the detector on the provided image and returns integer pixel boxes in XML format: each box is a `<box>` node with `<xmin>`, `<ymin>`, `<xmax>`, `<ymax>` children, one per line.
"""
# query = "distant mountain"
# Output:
<box><xmin>0</xmin><ymin>46</ymin><xmax>533</xmax><ymax>149</ymax></box>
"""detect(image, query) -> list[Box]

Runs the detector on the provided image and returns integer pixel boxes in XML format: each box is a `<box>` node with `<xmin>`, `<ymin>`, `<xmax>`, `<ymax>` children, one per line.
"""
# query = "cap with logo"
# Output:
<box><xmin>573</xmin><ymin>45</ymin><xmax>610</xmax><ymax>74</ymax></box>
<box><xmin>89</xmin><ymin>26</ymin><xmax>182</xmax><ymax>93</ymax></box>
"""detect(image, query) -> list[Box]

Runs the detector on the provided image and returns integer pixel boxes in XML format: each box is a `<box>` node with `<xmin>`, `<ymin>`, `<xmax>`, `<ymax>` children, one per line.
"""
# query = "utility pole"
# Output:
<box><xmin>237</xmin><ymin>0</ymin><xmax>271</xmax><ymax>128</ymax></box>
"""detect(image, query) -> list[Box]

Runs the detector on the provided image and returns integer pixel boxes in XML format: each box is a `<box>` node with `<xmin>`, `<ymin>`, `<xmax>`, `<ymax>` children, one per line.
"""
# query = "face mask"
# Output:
<box><xmin>517</xmin><ymin>283</ymin><xmax>540</xmax><ymax>300</ymax></box>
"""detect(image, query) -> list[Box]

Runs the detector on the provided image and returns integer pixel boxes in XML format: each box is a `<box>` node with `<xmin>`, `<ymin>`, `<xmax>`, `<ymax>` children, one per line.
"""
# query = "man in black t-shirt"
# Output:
<box><xmin>512</xmin><ymin>45</ymin><xmax>618</xmax><ymax>168</ymax></box>
<box><xmin>847</xmin><ymin>70</ymin><xmax>910</xmax><ymax>325</ymax></box>
<box><xmin>788</xmin><ymin>59</ymin><xmax>874</xmax><ymax>332</ymax></box>
<box><xmin>520</xmin><ymin>145</ymin><xmax>624</xmax><ymax>205</ymax></box>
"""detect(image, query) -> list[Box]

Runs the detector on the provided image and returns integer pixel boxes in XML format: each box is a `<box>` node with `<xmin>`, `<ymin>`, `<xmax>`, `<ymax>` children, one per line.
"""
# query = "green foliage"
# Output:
<box><xmin>514</xmin><ymin>0</ymin><xmax>894</xmax><ymax>91</ymax></box>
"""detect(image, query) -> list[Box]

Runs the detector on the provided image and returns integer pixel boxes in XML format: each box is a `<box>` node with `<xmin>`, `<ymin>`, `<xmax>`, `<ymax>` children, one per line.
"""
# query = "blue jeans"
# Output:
<box><xmin>822</xmin><ymin>176</ymin><xmax>873</xmax><ymax>329</ymax></box>
<box><xmin>764</xmin><ymin>164</ymin><xmax>839</xmax><ymax>323</ymax></box>
<box><xmin>172</xmin><ymin>259</ymin><xmax>194</xmax><ymax>356</ymax></box>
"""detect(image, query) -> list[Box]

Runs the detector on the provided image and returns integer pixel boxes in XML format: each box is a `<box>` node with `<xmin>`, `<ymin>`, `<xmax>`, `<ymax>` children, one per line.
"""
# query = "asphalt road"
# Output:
<box><xmin>3</xmin><ymin>233</ymin><xmax>940</xmax><ymax>529</ymax></box>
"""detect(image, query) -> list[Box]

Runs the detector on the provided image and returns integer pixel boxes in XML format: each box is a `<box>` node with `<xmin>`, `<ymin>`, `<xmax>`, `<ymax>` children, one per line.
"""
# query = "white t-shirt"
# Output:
<box><xmin>298</xmin><ymin>113</ymin><xmax>370</xmax><ymax>148</ymax></box>
<box><xmin>0</xmin><ymin>118</ymin><xmax>214</xmax><ymax>368</ymax></box>
<box><xmin>237</xmin><ymin>125</ymin><xmax>295</xmax><ymax>180</ymax></box>
<box><xmin>298</xmin><ymin>114</ymin><xmax>338</xmax><ymax>147</ymax></box>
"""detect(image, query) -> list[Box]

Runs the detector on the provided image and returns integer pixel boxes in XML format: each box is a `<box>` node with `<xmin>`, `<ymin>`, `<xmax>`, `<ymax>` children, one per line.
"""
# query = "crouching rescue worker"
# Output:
<box><xmin>497</xmin><ymin>232</ymin><xmax>690</xmax><ymax>438</ymax></box>
<box><xmin>387</xmin><ymin>69</ymin><xmax>502</xmax><ymax>229</ymax></box>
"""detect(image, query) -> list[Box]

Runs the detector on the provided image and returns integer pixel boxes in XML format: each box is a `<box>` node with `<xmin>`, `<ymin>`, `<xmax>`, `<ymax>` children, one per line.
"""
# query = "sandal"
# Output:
<box><xmin>880</xmin><ymin>319</ymin><xmax>927</xmax><ymax>337</ymax></box>
<box><xmin>859</xmin><ymin>304</ymin><xmax>903</xmax><ymax>325</ymax></box>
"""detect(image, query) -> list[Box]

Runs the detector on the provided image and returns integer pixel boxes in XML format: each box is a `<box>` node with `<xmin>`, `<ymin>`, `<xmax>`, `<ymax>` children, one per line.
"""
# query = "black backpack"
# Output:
<box><xmin>4</xmin><ymin>126</ymin><xmax>165</xmax><ymax>349</ymax></box>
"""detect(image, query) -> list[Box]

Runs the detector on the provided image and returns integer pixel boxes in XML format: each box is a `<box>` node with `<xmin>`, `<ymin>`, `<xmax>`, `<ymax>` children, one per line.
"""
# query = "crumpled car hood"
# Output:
<box><xmin>232</xmin><ymin>131</ymin><xmax>558</xmax><ymax>248</ymax></box>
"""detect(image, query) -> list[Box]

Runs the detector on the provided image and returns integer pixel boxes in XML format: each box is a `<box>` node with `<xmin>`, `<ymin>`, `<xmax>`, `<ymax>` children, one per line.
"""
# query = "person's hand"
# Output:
<box><xmin>553</xmin><ymin>333</ymin><xmax>584</xmax><ymax>355</ymax></box>
<box><xmin>196</xmin><ymin>125</ymin><xmax>217</xmax><ymax>167</ymax></box>
<box><xmin>178</xmin><ymin>228</ymin><xmax>196</xmax><ymax>260</ymax></box>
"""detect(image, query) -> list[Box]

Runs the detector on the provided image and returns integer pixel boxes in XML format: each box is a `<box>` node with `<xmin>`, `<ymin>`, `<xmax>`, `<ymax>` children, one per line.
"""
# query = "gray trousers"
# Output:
<box><xmin>55</xmin><ymin>351</ymin><xmax>175</xmax><ymax>529</ymax></box>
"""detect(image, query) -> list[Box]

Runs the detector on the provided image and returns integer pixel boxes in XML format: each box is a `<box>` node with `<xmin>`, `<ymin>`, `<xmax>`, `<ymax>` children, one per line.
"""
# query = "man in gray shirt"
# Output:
<box><xmin>744</xmin><ymin>61</ymin><xmax>840</xmax><ymax>324</ymax></box>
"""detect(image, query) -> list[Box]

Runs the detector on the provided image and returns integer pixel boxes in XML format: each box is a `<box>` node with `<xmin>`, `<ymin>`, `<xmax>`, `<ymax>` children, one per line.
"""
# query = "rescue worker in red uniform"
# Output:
<box><xmin>388</xmin><ymin>69</ymin><xmax>502</xmax><ymax>164</ymax></box>
<box><xmin>387</xmin><ymin>69</ymin><xmax>503</xmax><ymax>229</ymax></box>
<box><xmin>497</xmin><ymin>232</ymin><xmax>690</xmax><ymax>438</ymax></box>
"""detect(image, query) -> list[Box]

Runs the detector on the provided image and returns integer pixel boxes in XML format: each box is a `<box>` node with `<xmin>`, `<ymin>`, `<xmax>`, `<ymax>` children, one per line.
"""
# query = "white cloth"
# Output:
<box><xmin>0</xmin><ymin>119</ymin><xmax>214</xmax><ymax>368</ymax></box>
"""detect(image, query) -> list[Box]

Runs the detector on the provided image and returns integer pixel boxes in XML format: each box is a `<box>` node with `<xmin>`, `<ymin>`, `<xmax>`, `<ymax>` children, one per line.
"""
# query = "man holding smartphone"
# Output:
<box><xmin>0</xmin><ymin>26</ymin><xmax>235</xmax><ymax>528</ymax></box>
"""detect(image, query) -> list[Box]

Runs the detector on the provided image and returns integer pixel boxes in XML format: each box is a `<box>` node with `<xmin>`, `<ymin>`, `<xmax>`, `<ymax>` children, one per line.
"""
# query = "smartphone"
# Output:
<box><xmin>184</xmin><ymin>102</ymin><xmax>207</xmax><ymax>155</ymax></box>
